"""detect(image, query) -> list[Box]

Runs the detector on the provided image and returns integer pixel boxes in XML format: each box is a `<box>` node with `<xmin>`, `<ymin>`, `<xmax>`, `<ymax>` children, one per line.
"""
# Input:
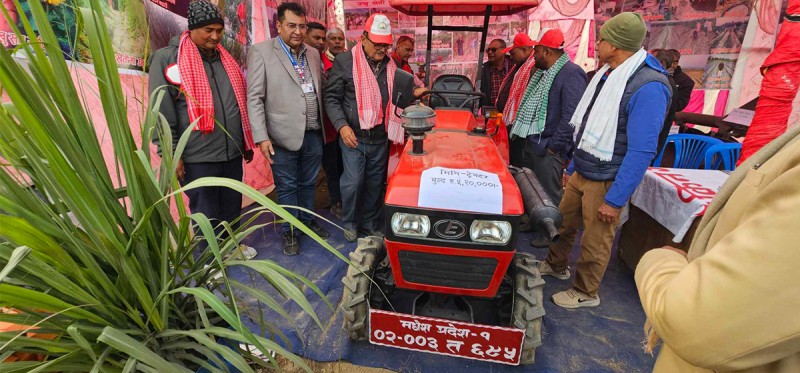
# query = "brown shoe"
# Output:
<box><xmin>282</xmin><ymin>232</ymin><xmax>299</xmax><ymax>256</ymax></box>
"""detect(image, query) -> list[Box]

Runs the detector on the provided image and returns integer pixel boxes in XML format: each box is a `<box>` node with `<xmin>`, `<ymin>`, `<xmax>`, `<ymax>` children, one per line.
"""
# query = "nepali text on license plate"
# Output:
<box><xmin>368</xmin><ymin>308</ymin><xmax>525</xmax><ymax>365</ymax></box>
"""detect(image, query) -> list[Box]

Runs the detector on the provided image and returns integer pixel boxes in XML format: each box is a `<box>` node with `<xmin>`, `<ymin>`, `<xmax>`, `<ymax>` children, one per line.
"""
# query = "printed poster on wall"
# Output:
<box><xmin>1</xmin><ymin>0</ymin><xmax>150</xmax><ymax>70</ymax></box>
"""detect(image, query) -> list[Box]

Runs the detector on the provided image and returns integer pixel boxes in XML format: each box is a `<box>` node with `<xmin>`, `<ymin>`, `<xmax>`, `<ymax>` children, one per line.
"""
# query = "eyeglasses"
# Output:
<box><xmin>365</xmin><ymin>35</ymin><xmax>391</xmax><ymax>51</ymax></box>
<box><xmin>485</xmin><ymin>47</ymin><xmax>499</xmax><ymax>53</ymax></box>
<box><xmin>282</xmin><ymin>22</ymin><xmax>308</xmax><ymax>32</ymax></box>
<box><xmin>597</xmin><ymin>38</ymin><xmax>606</xmax><ymax>44</ymax></box>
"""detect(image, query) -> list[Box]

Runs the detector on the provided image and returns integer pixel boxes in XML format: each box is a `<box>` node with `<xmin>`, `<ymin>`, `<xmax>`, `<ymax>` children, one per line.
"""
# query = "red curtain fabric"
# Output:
<box><xmin>739</xmin><ymin>4</ymin><xmax>800</xmax><ymax>165</ymax></box>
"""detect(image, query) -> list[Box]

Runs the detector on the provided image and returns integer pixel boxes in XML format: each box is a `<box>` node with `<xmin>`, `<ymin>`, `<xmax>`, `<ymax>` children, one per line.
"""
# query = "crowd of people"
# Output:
<box><xmin>149</xmin><ymin>3</ymin><xmax>800</xmax><ymax>371</ymax></box>
<box><xmin>150</xmin><ymin>2</ymin><xmax>424</xmax><ymax>256</ymax></box>
<box><xmin>149</xmin><ymin>2</ymin><xmax>678</xmax><ymax>290</ymax></box>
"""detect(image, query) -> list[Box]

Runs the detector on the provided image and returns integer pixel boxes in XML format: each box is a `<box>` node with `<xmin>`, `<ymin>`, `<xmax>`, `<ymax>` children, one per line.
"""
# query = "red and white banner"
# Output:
<box><xmin>631</xmin><ymin>168</ymin><xmax>729</xmax><ymax>242</ymax></box>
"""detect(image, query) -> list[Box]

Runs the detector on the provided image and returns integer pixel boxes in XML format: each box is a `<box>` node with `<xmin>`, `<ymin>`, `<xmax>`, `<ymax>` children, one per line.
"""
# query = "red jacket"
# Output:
<box><xmin>392</xmin><ymin>52</ymin><xmax>413</xmax><ymax>74</ymax></box>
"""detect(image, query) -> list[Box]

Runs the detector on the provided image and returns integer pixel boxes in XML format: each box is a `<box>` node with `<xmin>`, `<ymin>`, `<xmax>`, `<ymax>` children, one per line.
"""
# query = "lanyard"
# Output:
<box><xmin>278</xmin><ymin>37</ymin><xmax>308</xmax><ymax>83</ymax></box>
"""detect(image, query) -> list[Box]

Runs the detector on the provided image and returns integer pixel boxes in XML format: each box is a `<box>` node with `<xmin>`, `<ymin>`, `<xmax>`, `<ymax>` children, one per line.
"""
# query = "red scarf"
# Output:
<box><xmin>500</xmin><ymin>55</ymin><xmax>537</xmax><ymax>125</ymax></box>
<box><xmin>177</xmin><ymin>31</ymin><xmax>254</xmax><ymax>150</ymax></box>
<box><xmin>353</xmin><ymin>41</ymin><xmax>404</xmax><ymax>144</ymax></box>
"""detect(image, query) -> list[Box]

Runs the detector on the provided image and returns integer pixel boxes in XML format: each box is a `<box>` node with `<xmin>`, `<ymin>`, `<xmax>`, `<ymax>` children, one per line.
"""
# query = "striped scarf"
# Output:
<box><xmin>501</xmin><ymin>55</ymin><xmax>537</xmax><ymax>125</ymax></box>
<box><xmin>176</xmin><ymin>32</ymin><xmax>254</xmax><ymax>150</ymax></box>
<box><xmin>352</xmin><ymin>41</ymin><xmax>404</xmax><ymax>144</ymax></box>
<box><xmin>511</xmin><ymin>53</ymin><xmax>570</xmax><ymax>139</ymax></box>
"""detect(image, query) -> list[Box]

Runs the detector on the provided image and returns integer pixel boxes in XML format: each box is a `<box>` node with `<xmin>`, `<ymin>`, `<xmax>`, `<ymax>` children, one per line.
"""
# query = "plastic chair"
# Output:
<box><xmin>704</xmin><ymin>142</ymin><xmax>742</xmax><ymax>171</ymax></box>
<box><xmin>653</xmin><ymin>133</ymin><xmax>724</xmax><ymax>169</ymax></box>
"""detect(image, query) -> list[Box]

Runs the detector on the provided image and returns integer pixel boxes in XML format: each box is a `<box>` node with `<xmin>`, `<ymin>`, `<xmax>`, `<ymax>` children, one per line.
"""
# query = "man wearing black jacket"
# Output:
<box><xmin>668</xmin><ymin>49</ymin><xmax>694</xmax><ymax>112</ymax></box>
<box><xmin>479</xmin><ymin>39</ymin><xmax>511</xmax><ymax>107</ymax></box>
<box><xmin>324</xmin><ymin>14</ymin><xmax>425</xmax><ymax>242</ymax></box>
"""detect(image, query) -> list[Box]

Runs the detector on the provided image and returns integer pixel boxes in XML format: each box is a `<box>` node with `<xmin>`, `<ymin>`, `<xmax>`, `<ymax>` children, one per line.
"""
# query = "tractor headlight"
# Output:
<box><xmin>470</xmin><ymin>220</ymin><xmax>512</xmax><ymax>245</ymax></box>
<box><xmin>391</xmin><ymin>213</ymin><xmax>431</xmax><ymax>238</ymax></box>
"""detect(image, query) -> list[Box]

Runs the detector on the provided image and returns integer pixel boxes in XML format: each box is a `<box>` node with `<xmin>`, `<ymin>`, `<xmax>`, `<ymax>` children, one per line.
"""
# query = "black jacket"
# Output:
<box><xmin>657</xmin><ymin>74</ymin><xmax>681</xmax><ymax>155</ymax></box>
<box><xmin>324</xmin><ymin>49</ymin><xmax>416</xmax><ymax>144</ymax></box>
<box><xmin>479</xmin><ymin>57</ymin><xmax>511</xmax><ymax>107</ymax></box>
<box><xmin>149</xmin><ymin>36</ymin><xmax>245</xmax><ymax>163</ymax></box>
<box><xmin>672</xmin><ymin>66</ymin><xmax>695</xmax><ymax>112</ymax></box>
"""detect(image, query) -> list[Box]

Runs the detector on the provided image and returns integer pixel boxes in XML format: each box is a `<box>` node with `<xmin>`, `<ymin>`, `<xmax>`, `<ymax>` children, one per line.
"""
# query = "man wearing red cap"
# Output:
<box><xmin>495</xmin><ymin>33</ymin><xmax>537</xmax><ymax>115</ymax></box>
<box><xmin>325</xmin><ymin>14</ymin><xmax>426</xmax><ymax>242</ymax></box>
<box><xmin>509</xmin><ymin>28</ymin><xmax>587</xmax><ymax>247</ymax></box>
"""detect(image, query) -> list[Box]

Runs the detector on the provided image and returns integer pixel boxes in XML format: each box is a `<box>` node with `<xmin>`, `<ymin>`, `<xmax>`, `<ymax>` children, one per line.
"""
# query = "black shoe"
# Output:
<box><xmin>282</xmin><ymin>232</ymin><xmax>299</xmax><ymax>256</ymax></box>
<box><xmin>529</xmin><ymin>234</ymin><xmax>551</xmax><ymax>248</ymax></box>
<box><xmin>307</xmin><ymin>220</ymin><xmax>330</xmax><ymax>239</ymax></box>
<box><xmin>343</xmin><ymin>228</ymin><xmax>358</xmax><ymax>242</ymax></box>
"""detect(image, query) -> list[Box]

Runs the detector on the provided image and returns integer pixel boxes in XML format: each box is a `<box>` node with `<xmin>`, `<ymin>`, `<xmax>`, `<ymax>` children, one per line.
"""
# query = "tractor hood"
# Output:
<box><xmin>385</xmin><ymin>118</ymin><xmax>524</xmax><ymax>216</ymax></box>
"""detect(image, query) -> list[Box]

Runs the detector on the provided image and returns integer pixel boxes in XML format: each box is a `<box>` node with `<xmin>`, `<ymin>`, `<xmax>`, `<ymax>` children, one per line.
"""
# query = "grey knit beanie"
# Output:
<box><xmin>188</xmin><ymin>0</ymin><xmax>224</xmax><ymax>30</ymax></box>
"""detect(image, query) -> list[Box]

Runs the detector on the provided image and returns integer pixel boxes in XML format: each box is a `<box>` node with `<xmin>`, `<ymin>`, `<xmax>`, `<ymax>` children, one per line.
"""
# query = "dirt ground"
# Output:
<box><xmin>257</xmin><ymin>356</ymin><xmax>394</xmax><ymax>372</ymax></box>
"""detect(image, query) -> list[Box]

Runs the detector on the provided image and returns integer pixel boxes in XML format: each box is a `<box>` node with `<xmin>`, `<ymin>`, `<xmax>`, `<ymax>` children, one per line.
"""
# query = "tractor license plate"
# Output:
<box><xmin>368</xmin><ymin>309</ymin><xmax>525</xmax><ymax>365</ymax></box>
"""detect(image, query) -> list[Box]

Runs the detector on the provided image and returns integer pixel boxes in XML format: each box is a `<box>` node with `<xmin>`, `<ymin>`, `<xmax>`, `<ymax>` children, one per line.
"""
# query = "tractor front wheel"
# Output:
<box><xmin>511</xmin><ymin>253</ymin><xmax>546</xmax><ymax>364</ymax></box>
<box><xmin>341</xmin><ymin>236</ymin><xmax>381</xmax><ymax>340</ymax></box>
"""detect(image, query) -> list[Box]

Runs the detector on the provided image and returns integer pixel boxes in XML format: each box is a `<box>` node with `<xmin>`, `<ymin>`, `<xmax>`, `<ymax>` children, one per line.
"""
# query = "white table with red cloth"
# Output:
<box><xmin>618</xmin><ymin>168</ymin><xmax>729</xmax><ymax>270</ymax></box>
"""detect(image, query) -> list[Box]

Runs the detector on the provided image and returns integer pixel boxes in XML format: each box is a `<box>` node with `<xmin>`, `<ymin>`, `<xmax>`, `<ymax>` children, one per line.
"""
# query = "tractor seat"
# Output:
<box><xmin>429</xmin><ymin>74</ymin><xmax>478</xmax><ymax>112</ymax></box>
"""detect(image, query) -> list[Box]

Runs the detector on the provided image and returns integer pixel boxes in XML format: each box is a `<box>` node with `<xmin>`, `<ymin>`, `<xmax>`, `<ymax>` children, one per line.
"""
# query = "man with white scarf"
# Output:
<box><xmin>537</xmin><ymin>12</ymin><xmax>672</xmax><ymax>309</ymax></box>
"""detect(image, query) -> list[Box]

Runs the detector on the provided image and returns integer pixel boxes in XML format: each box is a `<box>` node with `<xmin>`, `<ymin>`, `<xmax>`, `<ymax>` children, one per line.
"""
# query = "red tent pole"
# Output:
<box><xmin>738</xmin><ymin>0</ymin><xmax>800</xmax><ymax>165</ymax></box>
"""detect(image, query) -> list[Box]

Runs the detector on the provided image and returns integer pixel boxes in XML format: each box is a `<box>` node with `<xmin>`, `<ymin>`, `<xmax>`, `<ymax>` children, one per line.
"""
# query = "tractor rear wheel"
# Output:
<box><xmin>341</xmin><ymin>236</ymin><xmax>381</xmax><ymax>340</ymax></box>
<box><xmin>511</xmin><ymin>253</ymin><xmax>546</xmax><ymax>364</ymax></box>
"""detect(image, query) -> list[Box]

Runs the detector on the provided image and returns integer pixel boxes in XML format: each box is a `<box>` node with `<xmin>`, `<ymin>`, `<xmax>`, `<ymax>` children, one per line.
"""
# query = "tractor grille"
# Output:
<box><xmin>398</xmin><ymin>251</ymin><xmax>497</xmax><ymax>290</ymax></box>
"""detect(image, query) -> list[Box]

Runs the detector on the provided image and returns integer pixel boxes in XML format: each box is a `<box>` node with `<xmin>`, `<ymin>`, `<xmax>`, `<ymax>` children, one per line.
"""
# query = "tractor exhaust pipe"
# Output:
<box><xmin>510</xmin><ymin>166</ymin><xmax>563</xmax><ymax>242</ymax></box>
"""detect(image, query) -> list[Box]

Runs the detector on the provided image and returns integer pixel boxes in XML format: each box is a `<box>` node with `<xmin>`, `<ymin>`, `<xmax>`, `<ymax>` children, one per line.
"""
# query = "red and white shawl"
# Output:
<box><xmin>352</xmin><ymin>41</ymin><xmax>404</xmax><ymax>144</ymax></box>
<box><xmin>501</xmin><ymin>55</ymin><xmax>537</xmax><ymax>126</ymax></box>
<box><xmin>176</xmin><ymin>31</ymin><xmax>254</xmax><ymax>150</ymax></box>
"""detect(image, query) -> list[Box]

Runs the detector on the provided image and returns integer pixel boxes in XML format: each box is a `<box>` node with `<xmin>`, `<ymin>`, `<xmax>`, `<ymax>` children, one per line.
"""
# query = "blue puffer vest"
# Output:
<box><xmin>572</xmin><ymin>58</ymin><xmax>670</xmax><ymax>181</ymax></box>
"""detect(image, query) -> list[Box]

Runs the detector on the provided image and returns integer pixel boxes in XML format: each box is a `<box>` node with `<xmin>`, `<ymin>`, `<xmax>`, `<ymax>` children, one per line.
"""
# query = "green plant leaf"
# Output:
<box><xmin>96</xmin><ymin>327</ymin><xmax>191</xmax><ymax>373</ymax></box>
<box><xmin>0</xmin><ymin>246</ymin><xmax>31</xmax><ymax>283</ymax></box>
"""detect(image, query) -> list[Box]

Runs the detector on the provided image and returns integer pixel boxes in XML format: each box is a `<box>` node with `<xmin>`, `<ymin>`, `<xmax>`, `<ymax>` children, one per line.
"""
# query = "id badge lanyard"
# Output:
<box><xmin>278</xmin><ymin>37</ymin><xmax>309</xmax><ymax>84</ymax></box>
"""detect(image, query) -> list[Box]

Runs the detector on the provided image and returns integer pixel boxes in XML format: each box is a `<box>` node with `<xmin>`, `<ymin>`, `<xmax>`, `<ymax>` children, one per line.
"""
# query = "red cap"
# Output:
<box><xmin>501</xmin><ymin>33</ymin><xmax>537</xmax><ymax>54</ymax></box>
<box><xmin>536</xmin><ymin>28</ymin><xmax>565</xmax><ymax>49</ymax></box>
<box><xmin>364</xmin><ymin>13</ymin><xmax>393</xmax><ymax>45</ymax></box>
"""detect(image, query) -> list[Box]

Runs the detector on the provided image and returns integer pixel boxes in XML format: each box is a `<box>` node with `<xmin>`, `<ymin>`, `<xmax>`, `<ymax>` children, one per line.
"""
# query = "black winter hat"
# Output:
<box><xmin>188</xmin><ymin>0</ymin><xmax>224</xmax><ymax>30</ymax></box>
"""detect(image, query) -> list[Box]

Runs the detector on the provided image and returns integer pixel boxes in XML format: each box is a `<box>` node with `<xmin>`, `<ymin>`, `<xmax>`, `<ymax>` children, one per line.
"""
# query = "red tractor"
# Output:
<box><xmin>341</xmin><ymin>0</ymin><xmax>561</xmax><ymax>366</ymax></box>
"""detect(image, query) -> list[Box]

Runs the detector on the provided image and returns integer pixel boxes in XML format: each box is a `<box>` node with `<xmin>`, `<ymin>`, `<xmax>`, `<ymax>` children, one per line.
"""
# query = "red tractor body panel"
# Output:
<box><xmin>387</xmin><ymin>111</ymin><xmax>510</xmax><ymax>179</ymax></box>
<box><xmin>385</xmin><ymin>239</ymin><xmax>515</xmax><ymax>297</ymax></box>
<box><xmin>385</xmin><ymin>111</ymin><xmax>522</xmax><ymax>216</ymax></box>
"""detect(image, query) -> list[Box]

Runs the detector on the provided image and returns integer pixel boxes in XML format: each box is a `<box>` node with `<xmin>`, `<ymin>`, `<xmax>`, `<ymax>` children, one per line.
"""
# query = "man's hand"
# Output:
<box><xmin>413</xmin><ymin>87</ymin><xmax>430</xmax><ymax>98</ymax></box>
<box><xmin>244</xmin><ymin>149</ymin><xmax>254</xmax><ymax>163</ymax></box>
<box><xmin>562</xmin><ymin>172</ymin><xmax>569</xmax><ymax>189</ymax></box>
<box><xmin>339</xmin><ymin>126</ymin><xmax>358</xmax><ymax>148</ymax></box>
<box><xmin>258</xmin><ymin>140</ymin><xmax>275</xmax><ymax>164</ymax></box>
<box><xmin>176</xmin><ymin>159</ymin><xmax>185</xmax><ymax>181</ymax></box>
<box><xmin>659</xmin><ymin>245</ymin><xmax>688</xmax><ymax>259</ymax></box>
<box><xmin>597</xmin><ymin>202</ymin><xmax>621</xmax><ymax>224</ymax></box>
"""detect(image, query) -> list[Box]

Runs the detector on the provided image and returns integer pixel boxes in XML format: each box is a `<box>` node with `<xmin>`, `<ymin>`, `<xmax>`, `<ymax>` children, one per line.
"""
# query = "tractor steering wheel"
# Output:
<box><xmin>427</xmin><ymin>89</ymin><xmax>486</xmax><ymax>109</ymax></box>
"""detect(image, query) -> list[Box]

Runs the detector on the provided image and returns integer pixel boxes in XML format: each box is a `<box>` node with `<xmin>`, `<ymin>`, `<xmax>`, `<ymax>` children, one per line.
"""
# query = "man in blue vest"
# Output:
<box><xmin>538</xmin><ymin>12</ymin><xmax>672</xmax><ymax>309</ymax></box>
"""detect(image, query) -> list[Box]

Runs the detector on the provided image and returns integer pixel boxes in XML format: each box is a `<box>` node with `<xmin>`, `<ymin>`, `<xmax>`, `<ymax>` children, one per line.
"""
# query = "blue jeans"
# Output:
<box><xmin>339</xmin><ymin>138</ymin><xmax>388</xmax><ymax>231</ymax></box>
<box><xmin>271</xmin><ymin>131</ymin><xmax>323</xmax><ymax>233</ymax></box>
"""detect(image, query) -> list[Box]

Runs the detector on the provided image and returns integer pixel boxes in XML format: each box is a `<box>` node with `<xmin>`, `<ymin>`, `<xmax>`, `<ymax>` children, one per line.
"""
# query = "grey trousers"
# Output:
<box><xmin>339</xmin><ymin>138</ymin><xmax>388</xmax><ymax>231</ymax></box>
